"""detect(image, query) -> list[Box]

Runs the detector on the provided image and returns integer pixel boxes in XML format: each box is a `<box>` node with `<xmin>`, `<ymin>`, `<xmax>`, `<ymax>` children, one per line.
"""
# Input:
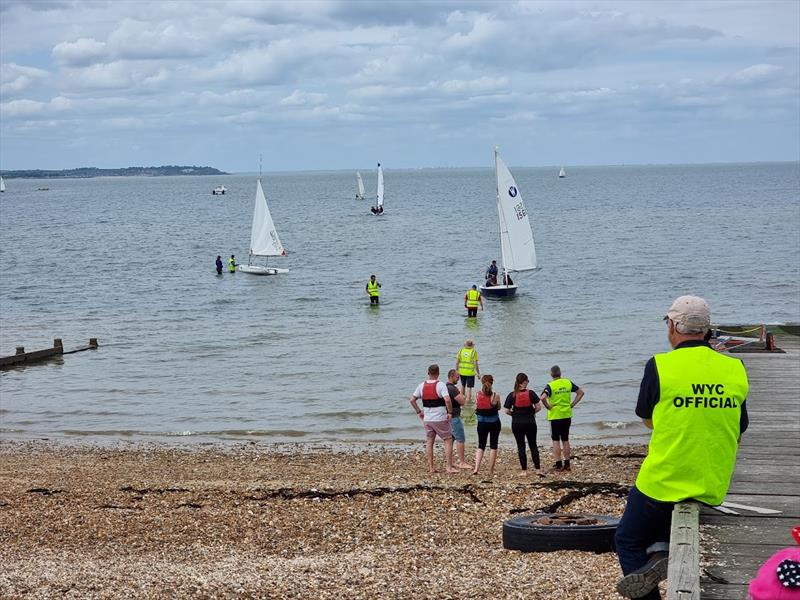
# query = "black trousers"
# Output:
<box><xmin>476</xmin><ymin>419</ymin><xmax>501</xmax><ymax>450</ymax></box>
<box><xmin>512</xmin><ymin>420</ymin><xmax>540</xmax><ymax>470</ymax></box>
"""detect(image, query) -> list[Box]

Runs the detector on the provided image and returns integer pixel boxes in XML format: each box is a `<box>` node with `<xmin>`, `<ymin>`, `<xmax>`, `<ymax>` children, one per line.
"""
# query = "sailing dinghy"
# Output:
<box><xmin>480</xmin><ymin>148</ymin><xmax>538</xmax><ymax>298</ymax></box>
<box><xmin>558</xmin><ymin>167</ymin><xmax>566</xmax><ymax>178</ymax></box>
<box><xmin>356</xmin><ymin>172</ymin><xmax>365</xmax><ymax>200</ymax></box>
<box><xmin>0</xmin><ymin>176</ymin><xmax>5</xmax><ymax>192</ymax></box>
<box><xmin>238</xmin><ymin>178</ymin><xmax>289</xmax><ymax>275</ymax></box>
<box><xmin>370</xmin><ymin>163</ymin><xmax>384</xmax><ymax>215</ymax></box>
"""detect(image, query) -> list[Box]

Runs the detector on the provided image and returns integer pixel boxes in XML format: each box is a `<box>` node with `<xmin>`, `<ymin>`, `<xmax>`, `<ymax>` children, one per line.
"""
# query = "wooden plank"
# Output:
<box><xmin>667</xmin><ymin>502</ymin><xmax>700</xmax><ymax>600</ymax></box>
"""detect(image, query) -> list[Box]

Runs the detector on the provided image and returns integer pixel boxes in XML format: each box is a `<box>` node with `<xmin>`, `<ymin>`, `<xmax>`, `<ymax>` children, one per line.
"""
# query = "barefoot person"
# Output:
<box><xmin>410</xmin><ymin>364</ymin><xmax>458</xmax><ymax>474</ymax></box>
<box><xmin>456</xmin><ymin>339</ymin><xmax>480</xmax><ymax>413</ymax></box>
<box><xmin>504</xmin><ymin>372</ymin><xmax>543</xmax><ymax>477</ymax></box>
<box><xmin>446</xmin><ymin>369</ymin><xmax>472</xmax><ymax>469</ymax></box>
<box><xmin>473</xmin><ymin>374</ymin><xmax>501</xmax><ymax>477</ymax></box>
<box><xmin>540</xmin><ymin>365</ymin><xmax>584</xmax><ymax>472</ymax></box>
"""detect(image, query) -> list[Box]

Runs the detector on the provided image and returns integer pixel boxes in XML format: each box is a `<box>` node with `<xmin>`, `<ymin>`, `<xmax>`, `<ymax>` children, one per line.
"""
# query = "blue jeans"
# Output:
<box><xmin>450</xmin><ymin>417</ymin><xmax>465</xmax><ymax>443</ymax></box>
<box><xmin>615</xmin><ymin>486</ymin><xmax>673</xmax><ymax>600</ymax></box>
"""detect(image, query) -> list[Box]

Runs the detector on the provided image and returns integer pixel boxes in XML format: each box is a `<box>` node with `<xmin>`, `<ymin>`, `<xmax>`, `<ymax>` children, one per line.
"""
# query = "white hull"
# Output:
<box><xmin>238</xmin><ymin>265</ymin><xmax>289</xmax><ymax>275</ymax></box>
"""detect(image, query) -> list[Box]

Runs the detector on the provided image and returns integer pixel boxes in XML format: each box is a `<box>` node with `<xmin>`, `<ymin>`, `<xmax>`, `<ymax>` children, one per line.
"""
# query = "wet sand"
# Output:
<box><xmin>0</xmin><ymin>440</ymin><xmax>647</xmax><ymax>599</ymax></box>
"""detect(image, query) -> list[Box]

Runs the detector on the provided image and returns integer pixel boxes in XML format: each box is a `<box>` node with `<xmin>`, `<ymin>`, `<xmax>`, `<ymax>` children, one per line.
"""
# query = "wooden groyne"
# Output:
<box><xmin>0</xmin><ymin>338</ymin><xmax>98</xmax><ymax>368</ymax></box>
<box><xmin>698</xmin><ymin>332</ymin><xmax>800</xmax><ymax>599</ymax></box>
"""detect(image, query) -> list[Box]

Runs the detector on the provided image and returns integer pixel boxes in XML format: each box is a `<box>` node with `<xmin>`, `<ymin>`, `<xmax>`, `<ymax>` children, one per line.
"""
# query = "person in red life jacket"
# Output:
<box><xmin>472</xmin><ymin>374</ymin><xmax>502</xmax><ymax>477</ymax></box>
<box><xmin>446</xmin><ymin>368</ymin><xmax>472</xmax><ymax>469</ymax></box>
<box><xmin>504</xmin><ymin>372</ymin><xmax>543</xmax><ymax>477</ymax></box>
<box><xmin>540</xmin><ymin>365</ymin><xmax>584</xmax><ymax>472</ymax></box>
<box><xmin>409</xmin><ymin>364</ymin><xmax>458</xmax><ymax>474</ymax></box>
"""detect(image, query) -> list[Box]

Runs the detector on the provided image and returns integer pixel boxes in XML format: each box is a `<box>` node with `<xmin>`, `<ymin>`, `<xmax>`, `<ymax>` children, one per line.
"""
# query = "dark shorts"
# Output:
<box><xmin>550</xmin><ymin>418</ymin><xmax>572</xmax><ymax>441</ymax></box>
<box><xmin>370</xmin><ymin>295</ymin><xmax>379</xmax><ymax>304</ymax></box>
<box><xmin>467</xmin><ymin>307</ymin><xmax>478</xmax><ymax>317</ymax></box>
<box><xmin>459</xmin><ymin>375</ymin><xmax>475</xmax><ymax>388</ymax></box>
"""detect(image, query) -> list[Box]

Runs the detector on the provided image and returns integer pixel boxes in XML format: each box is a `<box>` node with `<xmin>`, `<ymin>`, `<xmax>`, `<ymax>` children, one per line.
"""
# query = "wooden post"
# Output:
<box><xmin>15</xmin><ymin>346</ymin><xmax>24</xmax><ymax>355</ymax></box>
<box><xmin>666</xmin><ymin>501</ymin><xmax>700</xmax><ymax>600</ymax></box>
<box><xmin>89</xmin><ymin>338</ymin><xmax>98</xmax><ymax>348</ymax></box>
<box><xmin>54</xmin><ymin>338</ymin><xmax>63</xmax><ymax>350</ymax></box>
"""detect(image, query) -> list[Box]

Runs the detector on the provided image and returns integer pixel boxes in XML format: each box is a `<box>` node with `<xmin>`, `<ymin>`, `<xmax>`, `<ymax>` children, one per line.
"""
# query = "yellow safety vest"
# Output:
<box><xmin>228</xmin><ymin>258</ymin><xmax>236</xmax><ymax>272</ymax></box>
<box><xmin>466</xmin><ymin>289</ymin><xmax>480</xmax><ymax>308</ymax></box>
<box><xmin>546</xmin><ymin>378</ymin><xmax>574</xmax><ymax>421</ymax></box>
<box><xmin>636</xmin><ymin>345</ymin><xmax>748</xmax><ymax>505</ymax></box>
<box><xmin>457</xmin><ymin>347</ymin><xmax>477</xmax><ymax>376</ymax></box>
<box><xmin>367</xmin><ymin>280</ymin><xmax>380</xmax><ymax>297</ymax></box>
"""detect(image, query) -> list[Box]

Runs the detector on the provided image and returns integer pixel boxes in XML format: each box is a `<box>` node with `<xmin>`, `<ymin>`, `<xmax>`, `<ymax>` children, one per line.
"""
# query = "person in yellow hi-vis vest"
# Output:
<box><xmin>540</xmin><ymin>365</ymin><xmax>584</xmax><ymax>472</ymax></box>
<box><xmin>228</xmin><ymin>255</ymin><xmax>236</xmax><ymax>273</ymax></box>
<box><xmin>615</xmin><ymin>296</ymin><xmax>749</xmax><ymax>600</ymax></box>
<box><xmin>464</xmin><ymin>284</ymin><xmax>483</xmax><ymax>317</ymax></box>
<box><xmin>365</xmin><ymin>274</ymin><xmax>381</xmax><ymax>305</ymax></box>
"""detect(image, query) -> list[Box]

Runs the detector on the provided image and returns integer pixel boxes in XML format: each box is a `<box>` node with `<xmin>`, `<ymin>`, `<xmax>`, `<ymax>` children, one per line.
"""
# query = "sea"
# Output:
<box><xmin>1</xmin><ymin>162</ymin><xmax>798</xmax><ymax>446</ymax></box>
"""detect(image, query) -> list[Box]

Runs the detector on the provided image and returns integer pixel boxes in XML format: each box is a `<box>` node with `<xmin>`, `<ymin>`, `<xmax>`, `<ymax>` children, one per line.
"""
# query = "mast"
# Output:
<box><xmin>494</xmin><ymin>147</ymin><xmax>508</xmax><ymax>277</ymax></box>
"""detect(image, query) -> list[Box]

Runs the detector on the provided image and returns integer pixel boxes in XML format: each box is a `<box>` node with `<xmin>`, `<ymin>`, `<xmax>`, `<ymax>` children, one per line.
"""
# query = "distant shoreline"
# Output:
<box><xmin>0</xmin><ymin>165</ymin><xmax>227</xmax><ymax>179</ymax></box>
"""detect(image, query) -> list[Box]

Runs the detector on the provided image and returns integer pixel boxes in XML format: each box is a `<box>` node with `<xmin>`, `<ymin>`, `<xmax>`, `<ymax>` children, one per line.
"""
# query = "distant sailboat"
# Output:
<box><xmin>480</xmin><ymin>148</ymin><xmax>538</xmax><ymax>298</ymax></box>
<box><xmin>0</xmin><ymin>176</ymin><xmax>5</xmax><ymax>192</ymax></box>
<box><xmin>238</xmin><ymin>178</ymin><xmax>289</xmax><ymax>275</ymax></box>
<box><xmin>356</xmin><ymin>172</ymin><xmax>365</xmax><ymax>200</ymax></box>
<box><xmin>558</xmin><ymin>167</ymin><xmax>566</xmax><ymax>178</ymax></box>
<box><xmin>370</xmin><ymin>163</ymin><xmax>384</xmax><ymax>215</ymax></box>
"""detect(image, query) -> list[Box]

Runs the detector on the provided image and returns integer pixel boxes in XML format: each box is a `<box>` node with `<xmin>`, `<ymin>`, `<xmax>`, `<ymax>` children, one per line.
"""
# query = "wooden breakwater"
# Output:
<box><xmin>698</xmin><ymin>332</ymin><xmax>800</xmax><ymax>599</ymax></box>
<box><xmin>0</xmin><ymin>338</ymin><xmax>98</xmax><ymax>368</ymax></box>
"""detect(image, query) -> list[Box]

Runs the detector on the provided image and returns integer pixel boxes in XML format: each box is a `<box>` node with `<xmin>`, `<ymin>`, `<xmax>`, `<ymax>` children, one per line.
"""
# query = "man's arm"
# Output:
<box><xmin>409</xmin><ymin>395</ymin><xmax>424</xmax><ymax>420</ymax></box>
<box><xmin>636</xmin><ymin>358</ymin><xmax>659</xmax><ymax>426</ymax></box>
<box><xmin>571</xmin><ymin>387</ymin><xmax>585</xmax><ymax>408</ymax></box>
<box><xmin>540</xmin><ymin>385</ymin><xmax>552</xmax><ymax>410</ymax></box>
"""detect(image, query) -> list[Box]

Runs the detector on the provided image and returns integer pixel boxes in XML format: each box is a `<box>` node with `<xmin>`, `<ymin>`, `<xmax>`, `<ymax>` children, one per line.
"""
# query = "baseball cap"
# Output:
<box><xmin>663</xmin><ymin>295</ymin><xmax>711</xmax><ymax>332</ymax></box>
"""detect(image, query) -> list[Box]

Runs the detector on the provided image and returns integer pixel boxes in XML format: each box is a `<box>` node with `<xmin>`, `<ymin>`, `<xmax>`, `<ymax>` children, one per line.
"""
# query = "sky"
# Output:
<box><xmin>0</xmin><ymin>0</ymin><xmax>798</xmax><ymax>172</ymax></box>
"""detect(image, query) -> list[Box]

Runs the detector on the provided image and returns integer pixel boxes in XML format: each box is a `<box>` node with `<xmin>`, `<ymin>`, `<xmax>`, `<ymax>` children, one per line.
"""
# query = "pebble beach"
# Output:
<box><xmin>0</xmin><ymin>440</ymin><xmax>652</xmax><ymax>599</ymax></box>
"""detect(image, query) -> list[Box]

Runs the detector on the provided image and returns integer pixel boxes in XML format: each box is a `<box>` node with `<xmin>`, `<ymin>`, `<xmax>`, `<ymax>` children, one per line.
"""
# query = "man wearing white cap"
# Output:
<box><xmin>615</xmin><ymin>295</ymin><xmax>750</xmax><ymax>599</ymax></box>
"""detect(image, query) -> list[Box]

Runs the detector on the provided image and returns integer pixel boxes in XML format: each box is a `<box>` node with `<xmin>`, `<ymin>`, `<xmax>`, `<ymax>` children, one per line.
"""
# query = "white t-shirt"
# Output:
<box><xmin>413</xmin><ymin>379</ymin><xmax>450</xmax><ymax>422</ymax></box>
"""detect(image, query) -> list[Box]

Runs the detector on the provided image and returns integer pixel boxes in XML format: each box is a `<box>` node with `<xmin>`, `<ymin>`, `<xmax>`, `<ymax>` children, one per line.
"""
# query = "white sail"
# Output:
<box><xmin>376</xmin><ymin>163</ymin><xmax>384</xmax><ymax>208</ymax></box>
<box><xmin>249</xmin><ymin>179</ymin><xmax>285</xmax><ymax>257</ymax></box>
<box><xmin>356</xmin><ymin>172</ymin><xmax>365</xmax><ymax>199</ymax></box>
<box><xmin>559</xmin><ymin>167</ymin><xmax>566</xmax><ymax>178</ymax></box>
<box><xmin>495</xmin><ymin>150</ymin><xmax>537</xmax><ymax>273</ymax></box>
<box><xmin>0</xmin><ymin>176</ymin><xmax>5</xmax><ymax>192</ymax></box>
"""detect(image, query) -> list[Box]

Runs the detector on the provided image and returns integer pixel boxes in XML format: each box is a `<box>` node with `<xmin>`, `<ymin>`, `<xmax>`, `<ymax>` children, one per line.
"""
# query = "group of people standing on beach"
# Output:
<box><xmin>409</xmin><ymin>338</ymin><xmax>584</xmax><ymax>478</ymax></box>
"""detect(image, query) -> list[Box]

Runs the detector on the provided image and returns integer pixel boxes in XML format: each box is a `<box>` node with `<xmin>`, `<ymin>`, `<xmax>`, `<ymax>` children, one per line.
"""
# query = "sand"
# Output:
<box><xmin>0</xmin><ymin>440</ymin><xmax>649</xmax><ymax>599</ymax></box>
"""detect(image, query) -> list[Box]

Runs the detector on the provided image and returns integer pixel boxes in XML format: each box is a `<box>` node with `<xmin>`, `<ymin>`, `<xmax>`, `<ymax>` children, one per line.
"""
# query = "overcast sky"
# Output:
<box><xmin>1</xmin><ymin>0</ymin><xmax>798</xmax><ymax>172</ymax></box>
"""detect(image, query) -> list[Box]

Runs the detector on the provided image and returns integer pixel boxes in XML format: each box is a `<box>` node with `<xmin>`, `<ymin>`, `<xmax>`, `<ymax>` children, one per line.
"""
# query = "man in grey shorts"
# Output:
<box><xmin>446</xmin><ymin>368</ymin><xmax>472</xmax><ymax>469</ymax></box>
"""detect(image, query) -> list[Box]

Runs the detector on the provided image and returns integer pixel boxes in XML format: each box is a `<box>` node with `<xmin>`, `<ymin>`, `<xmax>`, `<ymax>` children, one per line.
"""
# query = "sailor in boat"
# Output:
<box><xmin>215</xmin><ymin>255</ymin><xmax>223</xmax><ymax>275</ymax></box>
<box><xmin>370</xmin><ymin>205</ymin><xmax>383</xmax><ymax>214</ymax></box>
<box><xmin>464</xmin><ymin>285</ymin><xmax>484</xmax><ymax>317</ymax></box>
<box><xmin>503</xmin><ymin>272</ymin><xmax>514</xmax><ymax>286</ymax></box>
<box><xmin>228</xmin><ymin>255</ymin><xmax>236</xmax><ymax>273</ymax></box>
<box><xmin>486</xmin><ymin>260</ymin><xmax>498</xmax><ymax>282</ymax></box>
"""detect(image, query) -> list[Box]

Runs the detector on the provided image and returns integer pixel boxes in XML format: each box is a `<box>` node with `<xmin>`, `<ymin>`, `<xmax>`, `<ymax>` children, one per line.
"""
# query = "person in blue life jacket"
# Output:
<box><xmin>486</xmin><ymin>260</ymin><xmax>498</xmax><ymax>282</ymax></box>
<box><xmin>365</xmin><ymin>274</ymin><xmax>381</xmax><ymax>305</ymax></box>
<box><xmin>215</xmin><ymin>255</ymin><xmax>223</xmax><ymax>275</ymax></box>
<box><xmin>228</xmin><ymin>255</ymin><xmax>236</xmax><ymax>273</ymax></box>
<box><xmin>615</xmin><ymin>296</ymin><xmax>749</xmax><ymax>600</ymax></box>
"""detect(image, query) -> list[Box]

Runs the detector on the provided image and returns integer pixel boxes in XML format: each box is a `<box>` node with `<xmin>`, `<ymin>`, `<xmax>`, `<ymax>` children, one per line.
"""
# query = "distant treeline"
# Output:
<box><xmin>0</xmin><ymin>165</ymin><xmax>227</xmax><ymax>179</ymax></box>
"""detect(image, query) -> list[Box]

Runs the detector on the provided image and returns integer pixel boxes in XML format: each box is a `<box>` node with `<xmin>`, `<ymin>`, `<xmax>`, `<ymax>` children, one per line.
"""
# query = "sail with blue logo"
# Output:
<box><xmin>495</xmin><ymin>149</ymin><xmax>537</xmax><ymax>273</ymax></box>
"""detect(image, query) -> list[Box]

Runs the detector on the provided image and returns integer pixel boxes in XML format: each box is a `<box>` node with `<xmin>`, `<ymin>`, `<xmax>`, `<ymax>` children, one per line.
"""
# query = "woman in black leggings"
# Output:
<box><xmin>473</xmin><ymin>374</ymin><xmax>502</xmax><ymax>477</ymax></box>
<box><xmin>504</xmin><ymin>372</ymin><xmax>543</xmax><ymax>477</ymax></box>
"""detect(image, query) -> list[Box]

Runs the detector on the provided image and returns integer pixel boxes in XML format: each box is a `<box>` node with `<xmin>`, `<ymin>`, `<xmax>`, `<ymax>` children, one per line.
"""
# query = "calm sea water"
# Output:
<box><xmin>1</xmin><ymin>163</ymin><xmax>798</xmax><ymax>445</ymax></box>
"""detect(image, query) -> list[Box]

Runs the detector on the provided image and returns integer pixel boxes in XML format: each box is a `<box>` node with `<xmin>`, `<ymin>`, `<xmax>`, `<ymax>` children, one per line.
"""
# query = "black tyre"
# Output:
<box><xmin>503</xmin><ymin>513</ymin><xmax>619</xmax><ymax>553</ymax></box>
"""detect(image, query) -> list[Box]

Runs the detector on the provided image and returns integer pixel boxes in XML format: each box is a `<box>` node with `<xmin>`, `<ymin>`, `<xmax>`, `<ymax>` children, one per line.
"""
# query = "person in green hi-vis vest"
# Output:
<box><xmin>540</xmin><ymin>365</ymin><xmax>584</xmax><ymax>472</ymax></box>
<box><xmin>615</xmin><ymin>296</ymin><xmax>749</xmax><ymax>600</ymax></box>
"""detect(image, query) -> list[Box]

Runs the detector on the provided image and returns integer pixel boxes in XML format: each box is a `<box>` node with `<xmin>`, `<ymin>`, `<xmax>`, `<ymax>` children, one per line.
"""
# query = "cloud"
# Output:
<box><xmin>52</xmin><ymin>37</ymin><xmax>107</xmax><ymax>67</ymax></box>
<box><xmin>0</xmin><ymin>63</ymin><xmax>50</xmax><ymax>94</ymax></box>
<box><xmin>721</xmin><ymin>63</ymin><xmax>784</xmax><ymax>86</ymax></box>
<box><xmin>280</xmin><ymin>90</ymin><xmax>328</xmax><ymax>106</ymax></box>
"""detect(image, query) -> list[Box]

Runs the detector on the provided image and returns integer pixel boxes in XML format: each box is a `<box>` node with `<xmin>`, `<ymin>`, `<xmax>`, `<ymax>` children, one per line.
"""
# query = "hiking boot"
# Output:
<box><xmin>616</xmin><ymin>551</ymin><xmax>669</xmax><ymax>598</ymax></box>
<box><xmin>552</xmin><ymin>461</ymin><xmax>563</xmax><ymax>471</ymax></box>
<box><xmin>563</xmin><ymin>463</ymin><xmax>572</xmax><ymax>472</ymax></box>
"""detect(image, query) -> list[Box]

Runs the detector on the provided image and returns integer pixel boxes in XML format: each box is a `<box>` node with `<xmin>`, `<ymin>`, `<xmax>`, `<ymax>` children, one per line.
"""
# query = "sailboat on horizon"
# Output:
<box><xmin>558</xmin><ymin>167</ymin><xmax>566</xmax><ymax>178</ymax></box>
<box><xmin>0</xmin><ymin>176</ymin><xmax>5</xmax><ymax>192</ymax></box>
<box><xmin>238</xmin><ymin>176</ymin><xmax>289</xmax><ymax>276</ymax></box>
<box><xmin>355</xmin><ymin>171</ymin><xmax>365</xmax><ymax>200</ymax></box>
<box><xmin>370</xmin><ymin>163</ymin><xmax>384</xmax><ymax>215</ymax></box>
<box><xmin>480</xmin><ymin>147</ymin><xmax>539</xmax><ymax>298</ymax></box>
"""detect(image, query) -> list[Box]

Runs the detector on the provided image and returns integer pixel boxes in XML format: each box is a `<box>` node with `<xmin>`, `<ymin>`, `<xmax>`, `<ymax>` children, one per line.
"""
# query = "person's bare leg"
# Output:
<box><xmin>426</xmin><ymin>437</ymin><xmax>436</xmax><ymax>473</ymax></box>
<box><xmin>444</xmin><ymin>438</ymin><xmax>458</xmax><ymax>473</ymax></box>
<box><xmin>472</xmin><ymin>448</ymin><xmax>484</xmax><ymax>475</ymax></box>
<box><xmin>552</xmin><ymin>440</ymin><xmax>562</xmax><ymax>464</ymax></box>
<box><xmin>563</xmin><ymin>441</ymin><xmax>572</xmax><ymax>470</ymax></box>
<box><xmin>487</xmin><ymin>449</ymin><xmax>498</xmax><ymax>477</ymax></box>
<box><xmin>456</xmin><ymin>442</ymin><xmax>473</xmax><ymax>468</ymax></box>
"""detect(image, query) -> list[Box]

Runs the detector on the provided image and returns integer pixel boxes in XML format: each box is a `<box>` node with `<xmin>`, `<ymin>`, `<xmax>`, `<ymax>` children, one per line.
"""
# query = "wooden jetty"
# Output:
<box><xmin>0</xmin><ymin>338</ymin><xmax>98</xmax><ymax>368</ymax></box>
<box><xmin>696</xmin><ymin>332</ymin><xmax>800</xmax><ymax>599</ymax></box>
